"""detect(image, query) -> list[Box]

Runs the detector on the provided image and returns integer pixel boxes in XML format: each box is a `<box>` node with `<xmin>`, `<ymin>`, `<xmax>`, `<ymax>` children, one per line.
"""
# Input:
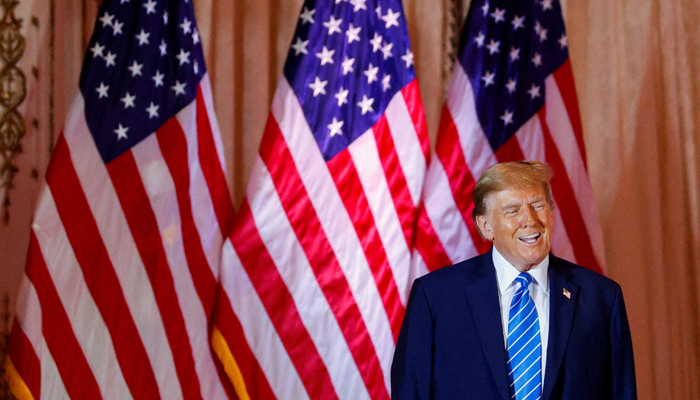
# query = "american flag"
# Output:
<box><xmin>414</xmin><ymin>0</ymin><xmax>605</xmax><ymax>274</ymax></box>
<box><xmin>6</xmin><ymin>0</ymin><xmax>234</xmax><ymax>399</ymax></box>
<box><xmin>211</xmin><ymin>0</ymin><xmax>428</xmax><ymax>399</ymax></box>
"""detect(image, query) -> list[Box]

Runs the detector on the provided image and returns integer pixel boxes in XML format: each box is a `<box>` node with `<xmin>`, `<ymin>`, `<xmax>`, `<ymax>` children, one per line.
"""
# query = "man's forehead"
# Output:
<box><xmin>485</xmin><ymin>186</ymin><xmax>547</xmax><ymax>207</ymax></box>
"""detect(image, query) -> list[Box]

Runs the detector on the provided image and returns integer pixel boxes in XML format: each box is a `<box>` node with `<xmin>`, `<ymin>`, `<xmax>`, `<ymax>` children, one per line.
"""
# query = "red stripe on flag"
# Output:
<box><xmin>196</xmin><ymin>89</ymin><xmax>235</xmax><ymax>236</ymax></box>
<box><xmin>551</xmin><ymin>60</ymin><xmax>588</xmax><ymax>171</ymax></box>
<box><xmin>400</xmin><ymin>80</ymin><xmax>430</xmax><ymax>162</ymax></box>
<box><xmin>107</xmin><ymin>150</ymin><xmax>203</xmax><ymax>400</ymax></box>
<box><xmin>326</xmin><ymin>149</ymin><xmax>405</xmax><ymax>342</ymax></box>
<box><xmin>435</xmin><ymin>106</ymin><xmax>490</xmax><ymax>255</ymax></box>
<box><xmin>24</xmin><ymin>231</ymin><xmax>103</xmax><ymax>399</ymax></box>
<box><xmin>8</xmin><ymin>317</ymin><xmax>42</xmax><ymax>399</ymax></box>
<box><xmin>214</xmin><ymin>285</ymin><xmax>275</xmax><ymax>400</ymax></box>
<box><xmin>538</xmin><ymin>111</ymin><xmax>602</xmax><ymax>273</ymax></box>
<box><xmin>231</xmin><ymin>200</ymin><xmax>338</xmax><ymax>400</ymax></box>
<box><xmin>213</xmin><ymin>286</ymin><xmax>274</xmax><ymax>400</ymax></box>
<box><xmin>155</xmin><ymin>118</ymin><xmax>217</xmax><ymax>314</ymax></box>
<box><xmin>46</xmin><ymin>135</ymin><xmax>161</xmax><ymax>399</ymax></box>
<box><xmin>373</xmin><ymin>115</ymin><xmax>417</xmax><ymax>251</ymax></box>
<box><xmin>414</xmin><ymin>204</ymin><xmax>453</xmax><ymax>271</ymax></box>
<box><xmin>259</xmin><ymin>116</ymin><xmax>390</xmax><ymax>400</ymax></box>
<box><xmin>494</xmin><ymin>132</ymin><xmax>526</xmax><ymax>163</ymax></box>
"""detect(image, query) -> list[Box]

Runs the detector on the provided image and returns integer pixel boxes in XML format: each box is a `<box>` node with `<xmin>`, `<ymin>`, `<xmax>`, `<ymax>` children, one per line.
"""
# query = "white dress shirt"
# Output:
<box><xmin>492</xmin><ymin>246</ymin><xmax>550</xmax><ymax>387</ymax></box>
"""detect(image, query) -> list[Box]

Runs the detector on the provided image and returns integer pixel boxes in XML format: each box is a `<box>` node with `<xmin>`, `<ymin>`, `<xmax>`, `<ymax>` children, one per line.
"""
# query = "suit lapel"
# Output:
<box><xmin>542</xmin><ymin>256</ymin><xmax>579</xmax><ymax>400</ymax></box>
<box><xmin>463</xmin><ymin>251</ymin><xmax>510</xmax><ymax>400</ymax></box>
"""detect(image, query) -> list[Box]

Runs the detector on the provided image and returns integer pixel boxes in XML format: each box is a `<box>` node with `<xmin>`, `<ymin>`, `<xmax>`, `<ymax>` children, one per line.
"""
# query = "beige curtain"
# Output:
<box><xmin>1</xmin><ymin>0</ymin><xmax>699</xmax><ymax>398</ymax></box>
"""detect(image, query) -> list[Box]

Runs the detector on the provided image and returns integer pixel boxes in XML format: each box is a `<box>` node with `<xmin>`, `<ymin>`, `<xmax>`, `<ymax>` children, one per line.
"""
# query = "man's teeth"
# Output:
<box><xmin>519</xmin><ymin>233</ymin><xmax>541</xmax><ymax>243</ymax></box>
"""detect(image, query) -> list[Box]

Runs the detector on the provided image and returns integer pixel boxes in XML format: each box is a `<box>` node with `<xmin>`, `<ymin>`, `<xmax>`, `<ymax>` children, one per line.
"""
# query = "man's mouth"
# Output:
<box><xmin>519</xmin><ymin>233</ymin><xmax>541</xmax><ymax>244</ymax></box>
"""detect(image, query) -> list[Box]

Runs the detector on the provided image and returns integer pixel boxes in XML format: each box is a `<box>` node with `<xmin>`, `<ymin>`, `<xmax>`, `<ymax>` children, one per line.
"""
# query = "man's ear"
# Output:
<box><xmin>476</xmin><ymin>215</ymin><xmax>494</xmax><ymax>241</ymax></box>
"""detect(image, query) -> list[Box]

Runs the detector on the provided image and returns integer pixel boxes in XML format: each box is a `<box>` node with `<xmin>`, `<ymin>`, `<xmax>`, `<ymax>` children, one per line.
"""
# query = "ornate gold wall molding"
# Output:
<box><xmin>0</xmin><ymin>0</ymin><xmax>26</xmax><ymax>225</ymax></box>
<box><xmin>442</xmin><ymin>0</ymin><xmax>466</xmax><ymax>97</ymax></box>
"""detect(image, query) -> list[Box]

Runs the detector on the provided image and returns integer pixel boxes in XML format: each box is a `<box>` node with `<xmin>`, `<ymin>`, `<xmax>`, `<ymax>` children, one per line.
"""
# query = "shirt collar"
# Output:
<box><xmin>492</xmin><ymin>245</ymin><xmax>550</xmax><ymax>295</ymax></box>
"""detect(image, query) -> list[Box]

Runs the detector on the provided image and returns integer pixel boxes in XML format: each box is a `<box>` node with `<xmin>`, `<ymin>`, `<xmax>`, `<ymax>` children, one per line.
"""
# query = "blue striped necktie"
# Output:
<box><xmin>507</xmin><ymin>272</ymin><xmax>542</xmax><ymax>400</ymax></box>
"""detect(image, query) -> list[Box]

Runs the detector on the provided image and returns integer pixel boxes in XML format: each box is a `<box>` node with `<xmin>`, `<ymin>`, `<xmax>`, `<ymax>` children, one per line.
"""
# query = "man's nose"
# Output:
<box><xmin>520</xmin><ymin>208</ymin><xmax>536</xmax><ymax>227</ymax></box>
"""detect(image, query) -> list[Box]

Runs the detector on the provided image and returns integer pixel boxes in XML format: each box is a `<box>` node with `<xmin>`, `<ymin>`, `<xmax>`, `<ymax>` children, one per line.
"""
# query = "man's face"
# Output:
<box><xmin>476</xmin><ymin>186</ymin><xmax>553</xmax><ymax>272</ymax></box>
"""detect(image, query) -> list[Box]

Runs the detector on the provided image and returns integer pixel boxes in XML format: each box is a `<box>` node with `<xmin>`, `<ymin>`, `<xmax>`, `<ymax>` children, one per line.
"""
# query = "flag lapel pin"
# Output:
<box><xmin>563</xmin><ymin>288</ymin><xmax>572</xmax><ymax>299</ymax></box>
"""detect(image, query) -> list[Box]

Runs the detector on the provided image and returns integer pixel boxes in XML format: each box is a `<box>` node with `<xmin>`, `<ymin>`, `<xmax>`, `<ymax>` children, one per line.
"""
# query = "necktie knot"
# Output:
<box><xmin>515</xmin><ymin>272</ymin><xmax>533</xmax><ymax>289</ymax></box>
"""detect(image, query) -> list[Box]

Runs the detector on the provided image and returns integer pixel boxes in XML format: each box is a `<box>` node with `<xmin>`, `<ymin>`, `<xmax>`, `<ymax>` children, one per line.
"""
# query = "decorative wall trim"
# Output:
<box><xmin>0</xmin><ymin>293</ymin><xmax>14</xmax><ymax>400</ymax></box>
<box><xmin>0</xmin><ymin>0</ymin><xmax>26</xmax><ymax>225</ymax></box>
<box><xmin>442</xmin><ymin>0</ymin><xmax>465</xmax><ymax>97</ymax></box>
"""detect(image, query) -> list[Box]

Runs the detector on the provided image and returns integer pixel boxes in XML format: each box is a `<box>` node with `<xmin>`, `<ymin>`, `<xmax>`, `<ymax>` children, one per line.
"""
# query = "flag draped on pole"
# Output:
<box><xmin>211</xmin><ymin>0</ymin><xmax>428</xmax><ymax>399</ymax></box>
<box><xmin>6</xmin><ymin>0</ymin><xmax>234</xmax><ymax>399</ymax></box>
<box><xmin>414</xmin><ymin>0</ymin><xmax>605</xmax><ymax>274</ymax></box>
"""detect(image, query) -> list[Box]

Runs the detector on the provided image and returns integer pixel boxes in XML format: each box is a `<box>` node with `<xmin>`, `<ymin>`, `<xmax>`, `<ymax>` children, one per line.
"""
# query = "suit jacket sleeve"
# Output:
<box><xmin>391</xmin><ymin>279</ymin><xmax>433</xmax><ymax>399</ymax></box>
<box><xmin>611</xmin><ymin>285</ymin><xmax>637</xmax><ymax>399</ymax></box>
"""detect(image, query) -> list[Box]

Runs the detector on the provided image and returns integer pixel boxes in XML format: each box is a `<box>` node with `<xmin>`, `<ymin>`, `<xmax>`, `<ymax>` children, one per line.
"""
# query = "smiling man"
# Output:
<box><xmin>391</xmin><ymin>161</ymin><xmax>636</xmax><ymax>400</ymax></box>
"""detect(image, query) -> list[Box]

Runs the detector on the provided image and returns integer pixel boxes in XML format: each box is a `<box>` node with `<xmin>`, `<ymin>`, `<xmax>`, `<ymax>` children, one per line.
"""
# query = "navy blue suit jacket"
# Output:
<box><xmin>391</xmin><ymin>249</ymin><xmax>636</xmax><ymax>399</ymax></box>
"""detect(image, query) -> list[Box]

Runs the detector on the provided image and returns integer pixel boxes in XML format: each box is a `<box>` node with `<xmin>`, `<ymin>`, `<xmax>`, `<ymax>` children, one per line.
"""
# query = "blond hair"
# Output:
<box><xmin>472</xmin><ymin>161</ymin><xmax>554</xmax><ymax>228</ymax></box>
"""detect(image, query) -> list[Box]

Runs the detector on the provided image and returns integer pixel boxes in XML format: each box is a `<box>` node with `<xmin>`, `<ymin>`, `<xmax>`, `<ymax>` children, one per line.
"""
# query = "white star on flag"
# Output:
<box><xmin>401</xmin><ymin>50</ymin><xmax>414</xmax><ymax>68</ymax></box>
<box><xmin>128</xmin><ymin>61</ymin><xmax>143</xmax><ymax>77</ymax></box>
<box><xmin>180</xmin><ymin>17</ymin><xmax>192</xmax><ymax>34</ymax></box>
<box><xmin>335</xmin><ymin>87</ymin><xmax>349</xmax><ymax>106</ymax></box>
<box><xmin>346</xmin><ymin>24</ymin><xmax>361</xmax><ymax>43</ymax></box>
<box><xmin>120</xmin><ymin>92</ymin><xmax>136</xmax><ymax>108</ymax></box>
<box><xmin>381</xmin><ymin>42</ymin><xmax>393</xmax><ymax>60</ymax></box>
<box><xmin>481</xmin><ymin>70</ymin><xmax>495</xmax><ymax>86</ymax></box>
<box><xmin>308</xmin><ymin>76</ymin><xmax>328</xmax><ymax>96</ymax></box>
<box><xmin>90</xmin><ymin>42</ymin><xmax>105</xmax><ymax>58</ymax></box>
<box><xmin>512</xmin><ymin>15</ymin><xmax>525</xmax><ymax>30</ymax></box>
<box><xmin>104</xmin><ymin>51</ymin><xmax>116</xmax><ymax>67</ymax></box>
<box><xmin>509</xmin><ymin>46</ymin><xmax>520</xmax><ymax>61</ymax></box>
<box><xmin>171</xmin><ymin>80</ymin><xmax>186</xmax><ymax>96</ymax></box>
<box><xmin>99</xmin><ymin>12</ymin><xmax>114</xmax><ymax>28</ymax></box>
<box><xmin>291</xmin><ymin>37</ymin><xmax>309</xmax><ymax>55</ymax></box>
<box><xmin>500</xmin><ymin>110</ymin><xmax>514</xmax><ymax>125</ymax></box>
<box><xmin>528</xmin><ymin>83</ymin><xmax>541</xmax><ymax>99</ymax></box>
<box><xmin>152</xmin><ymin>70</ymin><xmax>164</xmax><ymax>87</ymax></box>
<box><xmin>300</xmin><ymin>7</ymin><xmax>315</xmax><ymax>24</ymax></box>
<box><xmin>559</xmin><ymin>34</ymin><xmax>568</xmax><ymax>49</ymax></box>
<box><xmin>505</xmin><ymin>78</ymin><xmax>517</xmax><ymax>94</ymax></box>
<box><xmin>370</xmin><ymin>33</ymin><xmax>383</xmax><ymax>52</ymax></box>
<box><xmin>490</xmin><ymin>8</ymin><xmax>506</xmax><ymax>23</ymax></box>
<box><xmin>146</xmin><ymin>102</ymin><xmax>159</xmax><ymax>119</ymax></box>
<box><xmin>159</xmin><ymin>40</ymin><xmax>167</xmax><ymax>56</ymax></box>
<box><xmin>475</xmin><ymin>32</ymin><xmax>486</xmax><ymax>48</ymax></box>
<box><xmin>357</xmin><ymin>95</ymin><xmax>374</xmax><ymax>115</ymax></box>
<box><xmin>341</xmin><ymin>56</ymin><xmax>355</xmax><ymax>75</ymax></box>
<box><xmin>95</xmin><ymin>82</ymin><xmax>109</xmax><ymax>98</ymax></box>
<box><xmin>316</xmin><ymin>46</ymin><xmax>335</xmax><ymax>65</ymax></box>
<box><xmin>143</xmin><ymin>0</ymin><xmax>157</xmax><ymax>14</ymax></box>
<box><xmin>135</xmin><ymin>29</ymin><xmax>150</xmax><ymax>45</ymax></box>
<box><xmin>382</xmin><ymin>74</ymin><xmax>391</xmax><ymax>91</ymax></box>
<box><xmin>176</xmin><ymin>49</ymin><xmax>191</xmax><ymax>65</ymax></box>
<box><xmin>327</xmin><ymin>117</ymin><xmax>344</xmax><ymax>137</ymax></box>
<box><xmin>364</xmin><ymin>63</ymin><xmax>379</xmax><ymax>83</ymax></box>
<box><xmin>541</xmin><ymin>0</ymin><xmax>553</xmax><ymax>11</ymax></box>
<box><xmin>114</xmin><ymin>123</ymin><xmax>129</xmax><ymax>140</ymax></box>
<box><xmin>486</xmin><ymin>39</ymin><xmax>500</xmax><ymax>55</ymax></box>
<box><xmin>323</xmin><ymin>15</ymin><xmax>343</xmax><ymax>35</ymax></box>
<box><xmin>532</xmin><ymin>52</ymin><xmax>542</xmax><ymax>67</ymax></box>
<box><xmin>350</xmin><ymin>0</ymin><xmax>367</xmax><ymax>12</ymax></box>
<box><xmin>381</xmin><ymin>8</ymin><xmax>401</xmax><ymax>28</ymax></box>
<box><xmin>112</xmin><ymin>20</ymin><xmax>124</xmax><ymax>35</ymax></box>
<box><xmin>481</xmin><ymin>1</ymin><xmax>489</xmax><ymax>16</ymax></box>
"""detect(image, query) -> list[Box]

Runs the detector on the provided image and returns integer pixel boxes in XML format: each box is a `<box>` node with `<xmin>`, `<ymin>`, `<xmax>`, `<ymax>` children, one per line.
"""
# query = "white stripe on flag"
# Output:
<box><xmin>271</xmin><ymin>77</ymin><xmax>395</xmax><ymax>391</ymax></box>
<box><xmin>385</xmin><ymin>93</ymin><xmax>426</xmax><ymax>206</ymax></box>
<box><xmin>544</xmin><ymin>76</ymin><xmax>606</xmax><ymax>267</ymax></box>
<box><xmin>246</xmin><ymin>156</ymin><xmax>370</xmax><ymax>400</ymax></box>
<box><xmin>63</xmin><ymin>94</ymin><xmax>182</xmax><ymax>400</ymax></box>
<box><xmin>199</xmin><ymin>75</ymin><xmax>228</xmax><ymax>173</ymax></box>
<box><xmin>131</xmin><ymin>133</ymin><xmax>227</xmax><ymax>400</ymax></box>
<box><xmin>447</xmin><ymin>65</ymin><xmax>498</xmax><ymax>176</ymax></box>
<box><xmin>176</xmin><ymin>100</ymin><xmax>223</xmax><ymax>277</ymax></box>
<box><xmin>33</xmin><ymin>190</ymin><xmax>133</xmax><ymax>400</ymax></box>
<box><xmin>348</xmin><ymin>129</ymin><xmax>411</xmax><ymax>306</ymax></box>
<box><xmin>219</xmin><ymin>239</ymin><xmax>310</xmax><ymax>400</ymax></box>
<box><xmin>422</xmin><ymin>157</ymin><xmax>478</xmax><ymax>264</ymax></box>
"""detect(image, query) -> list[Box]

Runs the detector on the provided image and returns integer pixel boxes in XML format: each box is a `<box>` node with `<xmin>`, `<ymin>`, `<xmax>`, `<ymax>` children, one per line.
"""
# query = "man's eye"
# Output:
<box><xmin>533</xmin><ymin>204</ymin><xmax>544</xmax><ymax>211</ymax></box>
<box><xmin>506</xmin><ymin>210</ymin><xmax>518</xmax><ymax>215</ymax></box>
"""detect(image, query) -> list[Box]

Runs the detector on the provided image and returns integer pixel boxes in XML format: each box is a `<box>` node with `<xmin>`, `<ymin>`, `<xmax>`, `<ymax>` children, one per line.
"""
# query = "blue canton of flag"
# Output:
<box><xmin>461</xmin><ymin>0</ymin><xmax>568</xmax><ymax>151</ymax></box>
<box><xmin>284</xmin><ymin>0</ymin><xmax>416</xmax><ymax>161</ymax></box>
<box><xmin>80</xmin><ymin>0</ymin><xmax>206</xmax><ymax>164</ymax></box>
